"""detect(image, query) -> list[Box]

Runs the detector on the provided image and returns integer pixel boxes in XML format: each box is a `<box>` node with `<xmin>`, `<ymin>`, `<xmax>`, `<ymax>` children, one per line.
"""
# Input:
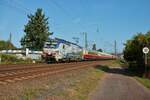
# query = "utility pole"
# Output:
<box><xmin>83</xmin><ymin>32</ymin><xmax>88</xmax><ymax>50</ymax></box>
<box><xmin>9</xmin><ymin>33</ymin><xmax>12</xmax><ymax>43</ymax></box>
<box><xmin>80</xmin><ymin>32</ymin><xmax>88</xmax><ymax>54</ymax></box>
<box><xmin>114</xmin><ymin>40</ymin><xmax>117</xmax><ymax>57</ymax></box>
<box><xmin>80</xmin><ymin>32</ymin><xmax>88</xmax><ymax>50</ymax></box>
<box><xmin>7</xmin><ymin>33</ymin><xmax>12</xmax><ymax>49</ymax></box>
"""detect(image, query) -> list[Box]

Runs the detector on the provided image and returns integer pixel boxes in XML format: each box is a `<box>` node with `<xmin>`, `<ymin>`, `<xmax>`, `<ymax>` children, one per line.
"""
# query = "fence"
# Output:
<box><xmin>0</xmin><ymin>49</ymin><xmax>43</xmax><ymax>60</ymax></box>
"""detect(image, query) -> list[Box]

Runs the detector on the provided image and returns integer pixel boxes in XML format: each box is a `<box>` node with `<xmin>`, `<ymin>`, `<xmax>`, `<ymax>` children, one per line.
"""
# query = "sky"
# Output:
<box><xmin>0</xmin><ymin>0</ymin><xmax>150</xmax><ymax>53</ymax></box>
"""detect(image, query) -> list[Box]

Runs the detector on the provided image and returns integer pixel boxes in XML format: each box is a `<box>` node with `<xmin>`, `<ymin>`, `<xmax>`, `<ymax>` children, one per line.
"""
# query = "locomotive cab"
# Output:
<box><xmin>42</xmin><ymin>38</ymin><xmax>83</xmax><ymax>63</ymax></box>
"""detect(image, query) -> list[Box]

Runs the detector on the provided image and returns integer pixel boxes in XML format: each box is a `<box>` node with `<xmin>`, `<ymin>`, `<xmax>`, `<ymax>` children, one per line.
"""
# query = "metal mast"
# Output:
<box><xmin>114</xmin><ymin>40</ymin><xmax>117</xmax><ymax>56</ymax></box>
<box><xmin>83</xmin><ymin>32</ymin><xmax>88</xmax><ymax>50</ymax></box>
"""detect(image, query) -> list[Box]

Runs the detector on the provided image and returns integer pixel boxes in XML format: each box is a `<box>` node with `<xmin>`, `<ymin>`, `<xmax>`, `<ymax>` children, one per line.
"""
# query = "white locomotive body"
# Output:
<box><xmin>42</xmin><ymin>38</ymin><xmax>83</xmax><ymax>62</ymax></box>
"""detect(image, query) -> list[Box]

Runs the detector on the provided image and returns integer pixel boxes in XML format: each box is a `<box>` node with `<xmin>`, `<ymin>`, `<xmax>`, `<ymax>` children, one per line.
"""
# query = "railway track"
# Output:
<box><xmin>0</xmin><ymin>61</ymin><xmax>102</xmax><ymax>85</ymax></box>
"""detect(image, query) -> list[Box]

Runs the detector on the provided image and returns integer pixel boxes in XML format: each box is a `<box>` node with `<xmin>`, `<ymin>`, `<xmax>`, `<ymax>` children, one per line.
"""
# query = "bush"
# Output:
<box><xmin>0</xmin><ymin>54</ymin><xmax>33</xmax><ymax>64</ymax></box>
<box><xmin>1</xmin><ymin>54</ymin><xmax>18</xmax><ymax>62</ymax></box>
<box><xmin>123</xmin><ymin>33</ymin><xmax>147</xmax><ymax>74</ymax></box>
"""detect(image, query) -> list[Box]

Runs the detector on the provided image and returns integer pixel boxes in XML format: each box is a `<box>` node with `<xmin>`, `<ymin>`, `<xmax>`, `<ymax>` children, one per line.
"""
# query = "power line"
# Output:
<box><xmin>72</xmin><ymin>37</ymin><xmax>79</xmax><ymax>44</ymax></box>
<box><xmin>11</xmin><ymin>0</ymin><xmax>33</xmax><ymax>13</ymax></box>
<box><xmin>0</xmin><ymin>0</ymin><xmax>32</xmax><ymax>15</ymax></box>
<box><xmin>0</xmin><ymin>0</ymin><xmax>27</xmax><ymax>14</ymax></box>
<box><xmin>46</xmin><ymin>0</ymin><xmax>95</xmax><ymax>49</ymax></box>
<box><xmin>47</xmin><ymin>0</ymin><xmax>86</xmax><ymax>30</ymax></box>
<box><xmin>47</xmin><ymin>0</ymin><xmax>73</xmax><ymax>18</ymax></box>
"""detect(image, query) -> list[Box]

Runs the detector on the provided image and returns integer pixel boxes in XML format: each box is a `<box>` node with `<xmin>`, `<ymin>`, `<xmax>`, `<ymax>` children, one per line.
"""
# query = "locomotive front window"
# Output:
<box><xmin>44</xmin><ymin>42</ymin><xmax>58</xmax><ymax>48</ymax></box>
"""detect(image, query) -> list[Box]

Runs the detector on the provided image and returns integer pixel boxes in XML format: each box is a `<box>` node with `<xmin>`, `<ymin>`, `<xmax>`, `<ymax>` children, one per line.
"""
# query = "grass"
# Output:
<box><xmin>56</xmin><ymin>68</ymin><xmax>104</xmax><ymax>100</ymax></box>
<box><xmin>21</xmin><ymin>60</ymin><xmax>121</xmax><ymax>100</ymax></box>
<box><xmin>99</xmin><ymin>59</ymin><xmax>125</xmax><ymax>68</ymax></box>
<box><xmin>19</xmin><ymin>67</ymin><xmax>104</xmax><ymax>100</ymax></box>
<box><xmin>1</xmin><ymin>60</ymin><xmax>120</xmax><ymax>100</ymax></box>
<box><xmin>22</xmin><ymin>88</ymin><xmax>40</xmax><ymax>100</ymax></box>
<box><xmin>135</xmin><ymin>77</ymin><xmax>150</xmax><ymax>89</ymax></box>
<box><xmin>62</xmin><ymin>60</ymin><xmax>123</xmax><ymax>100</ymax></box>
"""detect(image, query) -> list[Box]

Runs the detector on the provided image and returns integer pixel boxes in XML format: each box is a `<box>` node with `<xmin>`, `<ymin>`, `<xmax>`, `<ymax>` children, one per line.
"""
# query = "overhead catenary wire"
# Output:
<box><xmin>11</xmin><ymin>0</ymin><xmax>33</xmax><ymax>13</ymax></box>
<box><xmin>46</xmin><ymin>0</ymin><xmax>86</xmax><ymax>30</ymax></box>
<box><xmin>0</xmin><ymin>0</ymin><xmax>32</xmax><ymax>15</ymax></box>
<box><xmin>48</xmin><ymin>0</ymin><xmax>72</xmax><ymax>18</ymax></box>
<box><xmin>47</xmin><ymin>0</ymin><xmax>91</xmax><ymax>49</ymax></box>
<box><xmin>46</xmin><ymin>1</ymin><xmax>114</xmax><ymax>53</ymax></box>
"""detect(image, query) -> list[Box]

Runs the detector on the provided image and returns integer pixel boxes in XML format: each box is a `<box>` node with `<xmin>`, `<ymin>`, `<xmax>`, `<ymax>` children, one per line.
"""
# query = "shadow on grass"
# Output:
<box><xmin>94</xmin><ymin>65</ymin><xmax>137</xmax><ymax>77</ymax></box>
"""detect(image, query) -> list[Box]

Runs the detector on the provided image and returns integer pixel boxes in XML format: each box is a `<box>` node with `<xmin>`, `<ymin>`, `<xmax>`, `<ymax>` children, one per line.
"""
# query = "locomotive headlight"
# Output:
<box><xmin>48</xmin><ymin>52</ymin><xmax>51</xmax><ymax>55</ymax></box>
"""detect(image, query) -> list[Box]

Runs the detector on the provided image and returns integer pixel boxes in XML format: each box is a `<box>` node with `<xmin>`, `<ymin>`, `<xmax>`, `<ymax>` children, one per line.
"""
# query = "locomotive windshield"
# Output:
<box><xmin>44</xmin><ymin>40</ymin><xmax>58</xmax><ymax>49</ymax></box>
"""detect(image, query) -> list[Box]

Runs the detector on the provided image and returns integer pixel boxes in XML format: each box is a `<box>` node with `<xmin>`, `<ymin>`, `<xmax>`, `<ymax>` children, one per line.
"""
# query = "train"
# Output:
<box><xmin>42</xmin><ymin>37</ymin><xmax>115</xmax><ymax>63</ymax></box>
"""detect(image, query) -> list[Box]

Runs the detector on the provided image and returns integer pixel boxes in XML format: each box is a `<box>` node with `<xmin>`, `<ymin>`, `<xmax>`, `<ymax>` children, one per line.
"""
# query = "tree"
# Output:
<box><xmin>92</xmin><ymin>43</ymin><xmax>96</xmax><ymax>50</ymax></box>
<box><xmin>97</xmin><ymin>48</ymin><xmax>103</xmax><ymax>52</ymax></box>
<box><xmin>0</xmin><ymin>40</ymin><xmax>16</xmax><ymax>50</ymax></box>
<box><xmin>21</xmin><ymin>8</ymin><xmax>51</xmax><ymax>50</ymax></box>
<box><xmin>123</xmin><ymin>33</ymin><xmax>148</xmax><ymax>74</ymax></box>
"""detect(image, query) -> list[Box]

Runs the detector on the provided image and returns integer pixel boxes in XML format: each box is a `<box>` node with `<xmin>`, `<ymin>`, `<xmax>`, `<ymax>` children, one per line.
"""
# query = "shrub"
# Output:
<box><xmin>1</xmin><ymin>54</ymin><xmax>18</xmax><ymax>62</ymax></box>
<box><xmin>123</xmin><ymin>33</ymin><xmax>147</xmax><ymax>74</ymax></box>
<box><xmin>0</xmin><ymin>54</ymin><xmax>33</xmax><ymax>64</ymax></box>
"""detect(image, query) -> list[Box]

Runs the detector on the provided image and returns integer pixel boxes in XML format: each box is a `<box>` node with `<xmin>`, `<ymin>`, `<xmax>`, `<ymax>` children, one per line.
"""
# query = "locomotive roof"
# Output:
<box><xmin>47</xmin><ymin>38</ymin><xmax>83</xmax><ymax>49</ymax></box>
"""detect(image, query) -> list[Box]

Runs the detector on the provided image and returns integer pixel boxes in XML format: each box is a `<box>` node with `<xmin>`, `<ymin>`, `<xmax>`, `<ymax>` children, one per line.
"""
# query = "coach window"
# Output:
<box><xmin>63</xmin><ymin>44</ymin><xmax>65</xmax><ymax>49</ymax></box>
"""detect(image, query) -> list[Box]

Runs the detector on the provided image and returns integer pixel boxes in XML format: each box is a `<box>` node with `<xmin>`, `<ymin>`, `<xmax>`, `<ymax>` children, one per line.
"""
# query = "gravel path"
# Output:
<box><xmin>89</xmin><ymin>67</ymin><xmax>150</xmax><ymax>100</ymax></box>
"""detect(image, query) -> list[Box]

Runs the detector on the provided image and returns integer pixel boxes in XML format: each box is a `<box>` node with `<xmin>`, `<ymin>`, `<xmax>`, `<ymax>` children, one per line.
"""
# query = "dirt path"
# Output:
<box><xmin>89</xmin><ymin>67</ymin><xmax>150</xmax><ymax>100</ymax></box>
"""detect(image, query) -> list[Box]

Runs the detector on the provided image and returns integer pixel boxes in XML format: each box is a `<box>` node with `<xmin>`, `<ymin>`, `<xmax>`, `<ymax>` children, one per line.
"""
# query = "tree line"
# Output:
<box><xmin>0</xmin><ymin>40</ymin><xmax>16</xmax><ymax>50</ymax></box>
<box><xmin>123</xmin><ymin>31</ymin><xmax>150</xmax><ymax>75</ymax></box>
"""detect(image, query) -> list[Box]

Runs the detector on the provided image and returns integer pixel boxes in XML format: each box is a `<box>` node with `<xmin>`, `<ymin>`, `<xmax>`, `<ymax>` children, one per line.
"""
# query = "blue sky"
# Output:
<box><xmin>0</xmin><ymin>0</ymin><xmax>150</xmax><ymax>53</ymax></box>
